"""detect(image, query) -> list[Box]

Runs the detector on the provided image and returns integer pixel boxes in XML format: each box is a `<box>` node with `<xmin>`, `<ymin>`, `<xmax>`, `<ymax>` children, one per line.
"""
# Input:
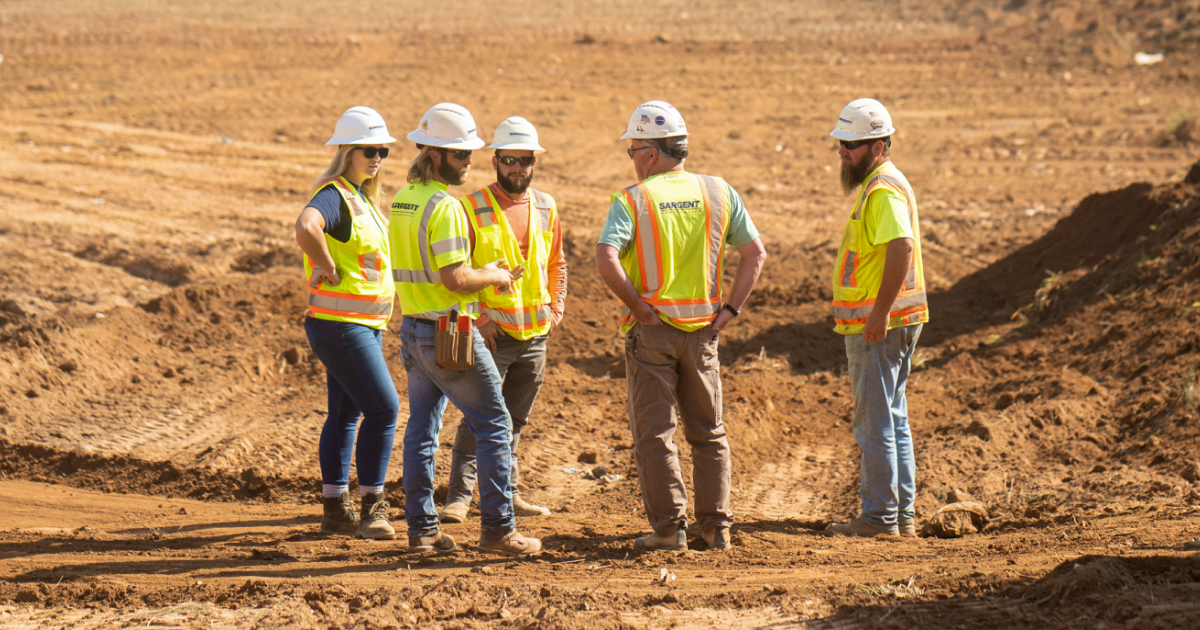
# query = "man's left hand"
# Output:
<box><xmin>711</xmin><ymin>309</ymin><xmax>734</xmax><ymax>332</ymax></box>
<box><xmin>863</xmin><ymin>308</ymin><xmax>889</xmax><ymax>344</ymax></box>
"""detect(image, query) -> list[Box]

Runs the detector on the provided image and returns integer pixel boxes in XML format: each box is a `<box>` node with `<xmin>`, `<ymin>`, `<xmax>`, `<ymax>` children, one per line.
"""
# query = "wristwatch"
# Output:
<box><xmin>721</xmin><ymin>303</ymin><xmax>740</xmax><ymax>317</ymax></box>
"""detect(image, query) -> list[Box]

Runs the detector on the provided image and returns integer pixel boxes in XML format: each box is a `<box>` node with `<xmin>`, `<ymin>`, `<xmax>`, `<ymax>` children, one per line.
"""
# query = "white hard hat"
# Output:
<box><xmin>406</xmin><ymin>103</ymin><xmax>486</xmax><ymax>150</ymax></box>
<box><xmin>487</xmin><ymin>116</ymin><xmax>546</xmax><ymax>154</ymax></box>
<box><xmin>619</xmin><ymin>100</ymin><xmax>687</xmax><ymax>140</ymax></box>
<box><xmin>829</xmin><ymin>98</ymin><xmax>895</xmax><ymax>141</ymax></box>
<box><xmin>325</xmin><ymin>106</ymin><xmax>397</xmax><ymax>146</ymax></box>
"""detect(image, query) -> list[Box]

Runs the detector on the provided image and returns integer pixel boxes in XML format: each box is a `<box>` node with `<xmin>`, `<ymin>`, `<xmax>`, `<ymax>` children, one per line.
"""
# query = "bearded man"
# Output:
<box><xmin>823</xmin><ymin>98</ymin><xmax>929</xmax><ymax>539</ymax></box>
<box><xmin>390</xmin><ymin>103</ymin><xmax>544</xmax><ymax>557</ymax></box>
<box><xmin>439</xmin><ymin>116</ymin><xmax>567</xmax><ymax>523</ymax></box>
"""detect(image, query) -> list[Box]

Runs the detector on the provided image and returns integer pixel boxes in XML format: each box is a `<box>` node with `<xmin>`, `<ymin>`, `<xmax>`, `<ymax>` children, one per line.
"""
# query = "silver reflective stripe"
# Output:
<box><xmin>469</xmin><ymin>190</ymin><xmax>495</xmax><ymax>227</ymax></box>
<box><xmin>362</xmin><ymin>253</ymin><xmax>382</xmax><ymax>282</ymax></box>
<box><xmin>626</xmin><ymin>184</ymin><xmax>660</xmax><ymax>294</ymax></box>
<box><xmin>392</xmin><ymin>268</ymin><xmax>440</xmax><ymax>284</ymax></box>
<box><xmin>840</xmin><ymin>250</ymin><xmax>857</xmax><ymax>287</ymax></box>
<box><xmin>696</xmin><ymin>175</ymin><xmax>726</xmax><ymax>299</ymax></box>
<box><xmin>345</xmin><ymin>194</ymin><xmax>366</xmax><ymax>217</ymax></box>
<box><xmin>483</xmin><ymin>307</ymin><xmax>534</xmax><ymax>326</ymax></box>
<box><xmin>309</xmin><ymin>293</ymin><xmax>393</xmax><ymax>316</ymax></box>
<box><xmin>533</xmin><ymin>190</ymin><xmax>553</xmax><ymax>232</ymax></box>
<box><xmin>657</xmin><ymin>302</ymin><xmax>720</xmax><ymax>319</ymax></box>
<box><xmin>431</xmin><ymin>236</ymin><xmax>467</xmax><ymax>256</ymax></box>
<box><xmin>407</xmin><ymin>301</ymin><xmax>479</xmax><ymax>320</ymax></box>
<box><xmin>831</xmin><ymin>290</ymin><xmax>928</xmax><ymax>321</ymax></box>
<box><xmin>415</xmin><ymin>191</ymin><xmax>449</xmax><ymax>279</ymax></box>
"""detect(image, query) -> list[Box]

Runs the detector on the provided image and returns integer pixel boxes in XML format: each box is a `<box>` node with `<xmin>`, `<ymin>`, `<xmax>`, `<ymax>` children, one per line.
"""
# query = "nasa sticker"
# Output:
<box><xmin>654</xmin><ymin>115</ymin><xmax>666</xmax><ymax>126</ymax></box>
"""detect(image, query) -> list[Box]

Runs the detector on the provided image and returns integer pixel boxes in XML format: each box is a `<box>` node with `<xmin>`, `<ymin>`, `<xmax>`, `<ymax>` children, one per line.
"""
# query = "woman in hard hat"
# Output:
<box><xmin>294</xmin><ymin>106</ymin><xmax>400</xmax><ymax>541</ymax></box>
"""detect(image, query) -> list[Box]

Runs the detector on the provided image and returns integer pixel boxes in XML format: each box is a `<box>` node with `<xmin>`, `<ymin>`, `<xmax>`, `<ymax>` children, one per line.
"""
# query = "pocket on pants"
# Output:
<box><xmin>696</xmin><ymin>326</ymin><xmax>720</xmax><ymax>371</ymax></box>
<box><xmin>631</xmin><ymin>374</ymin><xmax>661</xmax><ymax>410</ymax></box>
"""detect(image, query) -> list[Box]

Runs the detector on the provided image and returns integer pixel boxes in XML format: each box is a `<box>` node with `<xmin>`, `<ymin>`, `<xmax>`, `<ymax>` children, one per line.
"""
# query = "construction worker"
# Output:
<box><xmin>391</xmin><ymin>103</ymin><xmax>543</xmax><ymax>557</ymax></box>
<box><xmin>823</xmin><ymin>98</ymin><xmax>928</xmax><ymax>539</ymax></box>
<box><xmin>439</xmin><ymin>116</ymin><xmax>566</xmax><ymax>523</ymax></box>
<box><xmin>596</xmin><ymin>101</ymin><xmax>766</xmax><ymax>552</ymax></box>
<box><xmin>294</xmin><ymin>106</ymin><xmax>399</xmax><ymax>540</ymax></box>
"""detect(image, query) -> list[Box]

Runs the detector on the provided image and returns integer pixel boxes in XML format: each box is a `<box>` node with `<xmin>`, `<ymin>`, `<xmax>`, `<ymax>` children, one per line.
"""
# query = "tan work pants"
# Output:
<box><xmin>624</xmin><ymin>323</ymin><xmax>732</xmax><ymax>536</ymax></box>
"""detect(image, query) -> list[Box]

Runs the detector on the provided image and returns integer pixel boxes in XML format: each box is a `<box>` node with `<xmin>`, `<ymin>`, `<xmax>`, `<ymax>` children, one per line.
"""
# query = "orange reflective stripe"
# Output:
<box><xmin>641</xmin><ymin>183</ymin><xmax>667</xmax><ymax>302</ymax></box>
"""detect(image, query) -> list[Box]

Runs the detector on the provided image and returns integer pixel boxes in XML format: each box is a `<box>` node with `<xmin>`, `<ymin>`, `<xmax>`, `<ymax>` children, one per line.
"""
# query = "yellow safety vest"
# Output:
<box><xmin>461</xmin><ymin>186</ymin><xmax>557</xmax><ymax>340</ymax></box>
<box><xmin>830</xmin><ymin>162</ymin><xmax>929</xmax><ymax>335</ymax></box>
<box><xmin>614</xmin><ymin>171</ymin><xmax>732</xmax><ymax>334</ymax></box>
<box><xmin>303</xmin><ymin>177</ymin><xmax>395</xmax><ymax>329</ymax></box>
<box><xmin>389</xmin><ymin>180</ymin><xmax>479</xmax><ymax>319</ymax></box>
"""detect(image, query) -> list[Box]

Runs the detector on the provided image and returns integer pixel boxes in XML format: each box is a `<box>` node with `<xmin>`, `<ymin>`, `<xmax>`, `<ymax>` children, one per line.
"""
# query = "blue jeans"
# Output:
<box><xmin>399</xmin><ymin>317</ymin><xmax>514</xmax><ymax>536</ymax></box>
<box><xmin>845</xmin><ymin>323</ymin><xmax>922</xmax><ymax>532</ymax></box>
<box><xmin>304</xmin><ymin>317</ymin><xmax>400</xmax><ymax>489</ymax></box>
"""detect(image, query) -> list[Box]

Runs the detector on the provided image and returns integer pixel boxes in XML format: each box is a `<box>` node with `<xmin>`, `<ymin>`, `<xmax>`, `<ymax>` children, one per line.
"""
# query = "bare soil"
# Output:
<box><xmin>1</xmin><ymin>0</ymin><xmax>1199</xmax><ymax>628</ymax></box>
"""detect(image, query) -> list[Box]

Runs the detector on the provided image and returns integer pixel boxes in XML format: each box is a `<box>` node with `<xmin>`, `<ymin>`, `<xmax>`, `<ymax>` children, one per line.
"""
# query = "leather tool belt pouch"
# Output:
<box><xmin>434</xmin><ymin>312</ymin><xmax>474</xmax><ymax>371</ymax></box>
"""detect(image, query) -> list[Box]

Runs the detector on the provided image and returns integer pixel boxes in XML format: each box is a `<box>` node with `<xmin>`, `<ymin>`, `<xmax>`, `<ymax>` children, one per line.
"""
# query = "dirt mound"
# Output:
<box><xmin>916</xmin><ymin>0</ymin><xmax>1200</xmax><ymax>66</ymax></box>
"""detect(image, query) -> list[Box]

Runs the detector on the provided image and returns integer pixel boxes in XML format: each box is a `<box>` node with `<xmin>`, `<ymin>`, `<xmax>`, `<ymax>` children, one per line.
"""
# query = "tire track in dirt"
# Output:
<box><xmin>738</xmin><ymin>445</ymin><xmax>841</xmax><ymax>521</ymax></box>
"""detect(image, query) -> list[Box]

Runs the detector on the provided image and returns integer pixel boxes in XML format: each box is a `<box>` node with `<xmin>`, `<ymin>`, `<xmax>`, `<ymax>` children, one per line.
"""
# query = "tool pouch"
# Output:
<box><xmin>434</xmin><ymin>314</ymin><xmax>474</xmax><ymax>371</ymax></box>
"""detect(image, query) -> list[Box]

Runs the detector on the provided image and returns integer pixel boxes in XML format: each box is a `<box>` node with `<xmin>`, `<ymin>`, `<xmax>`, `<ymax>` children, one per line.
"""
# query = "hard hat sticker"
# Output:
<box><xmin>640</xmin><ymin>114</ymin><xmax>651</xmax><ymax>124</ymax></box>
<box><xmin>654</xmin><ymin>116</ymin><xmax>666</xmax><ymax>126</ymax></box>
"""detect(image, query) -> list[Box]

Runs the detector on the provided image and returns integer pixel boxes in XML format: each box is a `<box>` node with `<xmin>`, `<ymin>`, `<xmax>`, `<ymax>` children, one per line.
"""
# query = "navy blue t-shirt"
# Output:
<box><xmin>307</xmin><ymin>183</ymin><xmax>363</xmax><ymax>243</ymax></box>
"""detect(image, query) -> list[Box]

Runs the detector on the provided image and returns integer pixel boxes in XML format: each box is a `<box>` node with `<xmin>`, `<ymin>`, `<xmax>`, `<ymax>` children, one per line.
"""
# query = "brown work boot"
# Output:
<box><xmin>513</xmin><ymin>495</ymin><xmax>551</xmax><ymax>517</ymax></box>
<box><xmin>357</xmin><ymin>492</ymin><xmax>396</xmax><ymax>540</ymax></box>
<box><xmin>439</xmin><ymin>501</ymin><xmax>469</xmax><ymax>524</ymax></box>
<box><xmin>898</xmin><ymin>520</ymin><xmax>918</xmax><ymax>538</ymax></box>
<box><xmin>823</xmin><ymin>517</ymin><xmax>899</xmax><ymax>539</ymax></box>
<box><xmin>701</xmin><ymin>525</ymin><xmax>732</xmax><ymax>551</ymax></box>
<box><xmin>634</xmin><ymin>528</ymin><xmax>687</xmax><ymax>552</ymax></box>
<box><xmin>478</xmin><ymin>529</ymin><xmax>543</xmax><ymax>557</ymax></box>
<box><xmin>409</xmin><ymin>531</ymin><xmax>457</xmax><ymax>554</ymax></box>
<box><xmin>320</xmin><ymin>491</ymin><xmax>359</xmax><ymax>535</ymax></box>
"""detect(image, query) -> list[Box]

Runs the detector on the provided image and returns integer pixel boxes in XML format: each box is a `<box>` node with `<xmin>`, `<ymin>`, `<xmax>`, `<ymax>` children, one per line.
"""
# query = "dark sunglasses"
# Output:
<box><xmin>839</xmin><ymin>139</ymin><xmax>874</xmax><ymax>151</ymax></box>
<box><xmin>497</xmin><ymin>156</ymin><xmax>536</xmax><ymax>167</ymax></box>
<box><xmin>437</xmin><ymin>148</ymin><xmax>472</xmax><ymax>161</ymax></box>
<box><xmin>355</xmin><ymin>147</ymin><xmax>390</xmax><ymax>159</ymax></box>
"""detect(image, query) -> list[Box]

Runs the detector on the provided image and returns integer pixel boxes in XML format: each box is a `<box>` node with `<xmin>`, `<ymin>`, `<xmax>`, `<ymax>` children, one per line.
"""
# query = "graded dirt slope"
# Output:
<box><xmin>1</xmin><ymin>0</ymin><xmax>1199</xmax><ymax>628</ymax></box>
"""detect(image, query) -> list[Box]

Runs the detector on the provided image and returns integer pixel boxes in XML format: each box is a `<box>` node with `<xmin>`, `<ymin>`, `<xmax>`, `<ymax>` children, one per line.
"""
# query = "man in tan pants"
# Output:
<box><xmin>595</xmin><ymin>101</ymin><xmax>766</xmax><ymax>551</ymax></box>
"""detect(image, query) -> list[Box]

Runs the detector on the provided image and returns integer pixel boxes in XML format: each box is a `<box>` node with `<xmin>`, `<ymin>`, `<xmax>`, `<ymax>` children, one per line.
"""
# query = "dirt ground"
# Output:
<box><xmin>2</xmin><ymin>0</ymin><xmax>1200</xmax><ymax>628</ymax></box>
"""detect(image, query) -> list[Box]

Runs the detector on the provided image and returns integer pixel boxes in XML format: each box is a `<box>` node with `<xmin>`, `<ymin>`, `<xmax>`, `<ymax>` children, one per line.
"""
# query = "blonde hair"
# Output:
<box><xmin>311</xmin><ymin>145</ymin><xmax>385</xmax><ymax>209</ymax></box>
<box><xmin>407</xmin><ymin>145</ymin><xmax>439</xmax><ymax>185</ymax></box>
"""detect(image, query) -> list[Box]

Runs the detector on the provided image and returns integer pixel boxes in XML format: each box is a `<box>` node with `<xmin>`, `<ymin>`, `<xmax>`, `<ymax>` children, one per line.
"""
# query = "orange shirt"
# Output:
<box><xmin>467</xmin><ymin>182</ymin><xmax>568</xmax><ymax>328</ymax></box>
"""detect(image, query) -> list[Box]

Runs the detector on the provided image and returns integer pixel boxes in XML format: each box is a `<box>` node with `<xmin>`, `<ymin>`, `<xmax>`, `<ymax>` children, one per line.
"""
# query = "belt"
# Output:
<box><xmin>404</xmin><ymin>317</ymin><xmax>435</xmax><ymax>327</ymax></box>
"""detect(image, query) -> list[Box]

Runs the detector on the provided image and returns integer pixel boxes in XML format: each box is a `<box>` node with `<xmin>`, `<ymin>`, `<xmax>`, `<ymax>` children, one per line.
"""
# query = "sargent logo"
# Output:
<box><xmin>658</xmin><ymin>200</ymin><xmax>701</xmax><ymax>211</ymax></box>
<box><xmin>838</xmin><ymin>117</ymin><xmax>853</xmax><ymax>124</ymax></box>
<box><xmin>392</xmin><ymin>202</ymin><xmax>420</xmax><ymax>212</ymax></box>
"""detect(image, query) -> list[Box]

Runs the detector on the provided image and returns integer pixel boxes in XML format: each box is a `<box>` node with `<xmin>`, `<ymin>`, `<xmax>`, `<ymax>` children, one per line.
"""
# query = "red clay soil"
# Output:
<box><xmin>1</xmin><ymin>0</ymin><xmax>1200</xmax><ymax>628</ymax></box>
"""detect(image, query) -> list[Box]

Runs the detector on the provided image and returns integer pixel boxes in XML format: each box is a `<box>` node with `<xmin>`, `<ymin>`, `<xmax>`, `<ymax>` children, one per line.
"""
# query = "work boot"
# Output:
<box><xmin>409</xmin><ymin>530</ymin><xmax>457</xmax><ymax>554</ymax></box>
<box><xmin>898</xmin><ymin>520</ymin><xmax>918</xmax><ymax>538</ymax></box>
<box><xmin>634</xmin><ymin>528</ymin><xmax>687</xmax><ymax>552</ymax></box>
<box><xmin>357</xmin><ymin>492</ymin><xmax>396</xmax><ymax>540</ymax></box>
<box><xmin>823</xmin><ymin>517</ymin><xmax>899</xmax><ymax>539</ymax></box>
<box><xmin>320</xmin><ymin>491</ymin><xmax>359</xmax><ymax>535</ymax></box>
<box><xmin>513</xmin><ymin>495</ymin><xmax>551</xmax><ymax>517</ymax></box>
<box><xmin>439</xmin><ymin>501</ymin><xmax>470</xmax><ymax>524</ymax></box>
<box><xmin>701</xmin><ymin>525</ymin><xmax>732</xmax><ymax>551</ymax></box>
<box><xmin>478</xmin><ymin>529</ymin><xmax>543</xmax><ymax>557</ymax></box>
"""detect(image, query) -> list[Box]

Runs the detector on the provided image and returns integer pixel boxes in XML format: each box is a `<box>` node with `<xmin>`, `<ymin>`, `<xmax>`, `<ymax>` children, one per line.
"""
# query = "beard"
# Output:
<box><xmin>439</xmin><ymin>159</ymin><xmax>468</xmax><ymax>186</ymax></box>
<box><xmin>495</xmin><ymin>167</ymin><xmax>534</xmax><ymax>197</ymax></box>
<box><xmin>840</xmin><ymin>152</ymin><xmax>875</xmax><ymax>196</ymax></box>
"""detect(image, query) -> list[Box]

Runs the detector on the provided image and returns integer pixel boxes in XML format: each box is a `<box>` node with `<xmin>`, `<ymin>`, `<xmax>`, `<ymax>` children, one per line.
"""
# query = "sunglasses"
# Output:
<box><xmin>354</xmin><ymin>147</ymin><xmax>390</xmax><ymax>159</ymax></box>
<box><xmin>497</xmin><ymin>156</ymin><xmax>536</xmax><ymax>167</ymax></box>
<box><xmin>839</xmin><ymin>139</ymin><xmax>874</xmax><ymax>151</ymax></box>
<box><xmin>438</xmin><ymin>148</ymin><xmax>472</xmax><ymax>161</ymax></box>
<box><xmin>626</xmin><ymin>145</ymin><xmax>654</xmax><ymax>158</ymax></box>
